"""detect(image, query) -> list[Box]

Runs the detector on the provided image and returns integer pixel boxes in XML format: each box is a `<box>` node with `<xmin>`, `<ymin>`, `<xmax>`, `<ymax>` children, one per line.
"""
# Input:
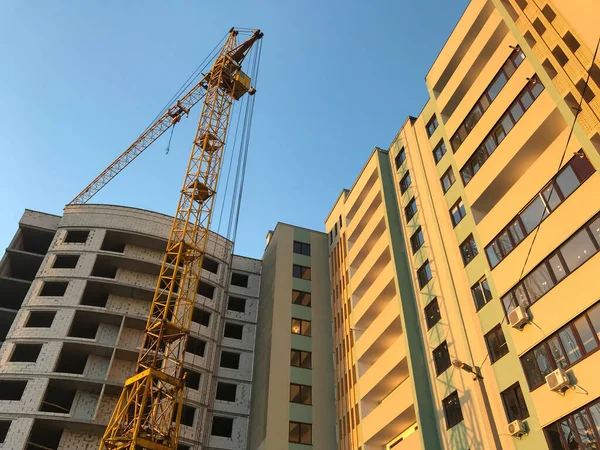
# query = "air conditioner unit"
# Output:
<box><xmin>546</xmin><ymin>367</ymin><xmax>571</xmax><ymax>392</ymax></box>
<box><xmin>508</xmin><ymin>305</ymin><xmax>530</xmax><ymax>330</ymax></box>
<box><xmin>508</xmin><ymin>419</ymin><xmax>526</xmax><ymax>438</ymax></box>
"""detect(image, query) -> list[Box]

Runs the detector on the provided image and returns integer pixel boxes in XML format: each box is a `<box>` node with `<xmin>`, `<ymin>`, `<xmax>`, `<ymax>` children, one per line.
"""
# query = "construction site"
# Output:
<box><xmin>1</xmin><ymin>1</ymin><xmax>600</xmax><ymax>450</ymax></box>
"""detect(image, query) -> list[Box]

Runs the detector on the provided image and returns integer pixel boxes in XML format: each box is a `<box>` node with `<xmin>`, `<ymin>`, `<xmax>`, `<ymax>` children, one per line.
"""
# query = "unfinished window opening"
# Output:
<box><xmin>100</xmin><ymin>231</ymin><xmax>126</xmax><ymax>253</ymax></box>
<box><xmin>231</xmin><ymin>272</ymin><xmax>249</xmax><ymax>288</ymax></box>
<box><xmin>565</xmin><ymin>92</ymin><xmax>582</xmax><ymax>113</ymax></box>
<box><xmin>177</xmin><ymin>445</ymin><xmax>191</xmax><ymax>450</ymax></box>
<box><xmin>589</xmin><ymin>64</ymin><xmax>600</xmax><ymax>90</ymax></box>
<box><xmin>52</xmin><ymin>254</ymin><xmax>80</xmax><ymax>269</ymax></box>
<box><xmin>25</xmin><ymin>311</ymin><xmax>56</xmax><ymax>328</ymax></box>
<box><xmin>224</xmin><ymin>322</ymin><xmax>243</xmax><ymax>340</ymax></box>
<box><xmin>211</xmin><ymin>416</ymin><xmax>234</xmax><ymax>438</ymax></box>
<box><xmin>563</xmin><ymin>31</ymin><xmax>580</xmax><ymax>53</ymax></box>
<box><xmin>91</xmin><ymin>256</ymin><xmax>117</xmax><ymax>279</ymax></box>
<box><xmin>515</xmin><ymin>0</ymin><xmax>527</xmax><ymax>10</ymax></box>
<box><xmin>80</xmin><ymin>282</ymin><xmax>109</xmax><ymax>307</ymax></box>
<box><xmin>186</xmin><ymin>336</ymin><xmax>206</xmax><ymax>358</ymax></box>
<box><xmin>552</xmin><ymin>46</ymin><xmax>569</xmax><ymax>66</ymax></box>
<box><xmin>180</xmin><ymin>404</ymin><xmax>196</xmax><ymax>427</ymax></box>
<box><xmin>0</xmin><ymin>420</ymin><xmax>9</xmax><ymax>443</ymax></box>
<box><xmin>68</xmin><ymin>314</ymin><xmax>99</xmax><ymax>339</ymax></box>
<box><xmin>220</xmin><ymin>351</ymin><xmax>240</xmax><ymax>369</ymax></box>
<box><xmin>54</xmin><ymin>346</ymin><xmax>88</xmax><ymax>374</ymax></box>
<box><xmin>541</xmin><ymin>4</ymin><xmax>556</xmax><ymax>22</ymax></box>
<box><xmin>202</xmin><ymin>257</ymin><xmax>219</xmax><ymax>274</ymax></box>
<box><xmin>10</xmin><ymin>343</ymin><xmax>42</xmax><ymax>362</ymax></box>
<box><xmin>64</xmin><ymin>230</ymin><xmax>90</xmax><ymax>244</ymax></box>
<box><xmin>524</xmin><ymin>30</ymin><xmax>537</xmax><ymax>47</ymax></box>
<box><xmin>40</xmin><ymin>380</ymin><xmax>76</xmax><ymax>414</ymax></box>
<box><xmin>0</xmin><ymin>380</ymin><xmax>27</xmax><ymax>400</ymax></box>
<box><xmin>532</xmin><ymin>18</ymin><xmax>546</xmax><ymax>36</ymax></box>
<box><xmin>576</xmin><ymin>79</ymin><xmax>596</xmax><ymax>103</ymax></box>
<box><xmin>542</xmin><ymin>58</ymin><xmax>558</xmax><ymax>79</ymax></box>
<box><xmin>27</xmin><ymin>421</ymin><xmax>63</xmax><ymax>450</ymax></box>
<box><xmin>40</xmin><ymin>281</ymin><xmax>68</xmax><ymax>297</ymax></box>
<box><xmin>197</xmin><ymin>281</ymin><xmax>215</xmax><ymax>299</ymax></box>
<box><xmin>227</xmin><ymin>296</ymin><xmax>246</xmax><ymax>313</ymax></box>
<box><xmin>19</xmin><ymin>227</ymin><xmax>53</xmax><ymax>255</ymax></box>
<box><xmin>0</xmin><ymin>314</ymin><xmax>12</xmax><ymax>343</ymax></box>
<box><xmin>216</xmin><ymin>382</ymin><xmax>237</xmax><ymax>402</ymax></box>
<box><xmin>192</xmin><ymin>308</ymin><xmax>210</xmax><ymax>327</ymax></box>
<box><xmin>185</xmin><ymin>369</ymin><xmax>201</xmax><ymax>390</ymax></box>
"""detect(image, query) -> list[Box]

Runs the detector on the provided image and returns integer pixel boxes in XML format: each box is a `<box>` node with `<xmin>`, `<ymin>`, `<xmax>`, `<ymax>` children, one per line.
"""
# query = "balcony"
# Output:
<box><xmin>353</xmin><ymin>264</ymin><xmax>395</xmax><ymax>330</ymax></box>
<box><xmin>355</xmin><ymin>300</ymin><xmax>402</xmax><ymax>368</ymax></box>
<box><xmin>359</xmin><ymin>336</ymin><xmax>408</xmax><ymax>401</ymax></box>
<box><xmin>347</xmin><ymin>210</ymin><xmax>385</xmax><ymax>266</ymax></box>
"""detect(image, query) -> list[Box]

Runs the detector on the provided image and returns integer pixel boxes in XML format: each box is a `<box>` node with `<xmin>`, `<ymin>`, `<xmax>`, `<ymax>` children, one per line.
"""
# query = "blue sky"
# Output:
<box><xmin>0</xmin><ymin>0</ymin><xmax>468</xmax><ymax>259</ymax></box>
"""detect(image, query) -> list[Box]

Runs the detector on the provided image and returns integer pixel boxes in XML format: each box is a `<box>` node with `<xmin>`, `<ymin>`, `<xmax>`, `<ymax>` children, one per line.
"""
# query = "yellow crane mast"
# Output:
<box><xmin>95</xmin><ymin>28</ymin><xmax>263</xmax><ymax>450</ymax></box>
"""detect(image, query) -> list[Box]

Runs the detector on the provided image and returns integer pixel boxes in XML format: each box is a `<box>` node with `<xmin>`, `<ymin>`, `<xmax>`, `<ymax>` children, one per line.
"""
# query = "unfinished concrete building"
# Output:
<box><xmin>0</xmin><ymin>204</ymin><xmax>260</xmax><ymax>450</ymax></box>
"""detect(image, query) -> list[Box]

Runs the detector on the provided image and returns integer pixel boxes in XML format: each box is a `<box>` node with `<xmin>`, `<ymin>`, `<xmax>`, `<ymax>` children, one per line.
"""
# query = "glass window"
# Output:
<box><xmin>400</xmin><ymin>171</ymin><xmax>411</xmax><ymax>194</ymax></box>
<box><xmin>522</xmin><ymin>264</ymin><xmax>554</xmax><ymax>304</ymax></box>
<box><xmin>487</xmin><ymin>72</ymin><xmax>508</xmax><ymax>101</ymax></box>
<box><xmin>442</xmin><ymin>391</ymin><xmax>464</xmax><ymax>429</ymax></box>
<box><xmin>417</xmin><ymin>261</ymin><xmax>432</xmax><ymax>289</ymax></box>
<box><xmin>574</xmin><ymin>316</ymin><xmax>598</xmax><ymax>353</ymax></box>
<box><xmin>501</xmin><ymin>383</ymin><xmax>530</xmax><ymax>422</ymax></box>
<box><xmin>493</xmin><ymin>123</ymin><xmax>507</xmax><ymax>145</ymax></box>
<box><xmin>424</xmin><ymin>298</ymin><xmax>441</xmax><ymax>329</ymax></box>
<box><xmin>590</xmin><ymin>217</ymin><xmax>600</xmax><ymax>246</ymax></box>
<box><xmin>410</xmin><ymin>227</ymin><xmax>425</xmax><ymax>253</ymax></box>
<box><xmin>533</xmin><ymin>345</ymin><xmax>554</xmax><ymax>377</ymax></box>
<box><xmin>465</xmin><ymin>105</ymin><xmax>483</xmax><ymax>131</ymax></box>
<box><xmin>433</xmin><ymin>341</ymin><xmax>452</xmax><ymax>375</ymax></box>
<box><xmin>291</xmin><ymin>318</ymin><xmax>311</xmax><ymax>336</ymax></box>
<box><xmin>508</xmin><ymin>220</ymin><xmax>525</xmax><ymax>245</ymax></box>
<box><xmin>450</xmin><ymin>134</ymin><xmax>462</xmax><ymax>152</ymax></box>
<box><xmin>450</xmin><ymin>200</ymin><xmax>466</xmax><ymax>226</ymax></box>
<box><xmin>573</xmin><ymin>410</ymin><xmax>598</xmax><ymax>448</ymax></box>
<box><xmin>555</xmin><ymin>165</ymin><xmax>580</xmax><ymax>198</ymax></box>
<box><xmin>503</xmin><ymin>58</ymin><xmax>517</xmax><ymax>78</ymax></box>
<box><xmin>558</xmin><ymin>326</ymin><xmax>582</xmax><ymax>364</ymax></box>
<box><xmin>530</xmin><ymin>80</ymin><xmax>544</xmax><ymax>98</ymax></box>
<box><xmin>292</xmin><ymin>290</ymin><xmax>311</xmax><ymax>307</ymax></box>
<box><xmin>497</xmin><ymin>230</ymin><xmax>514</xmax><ymax>256</ymax></box>
<box><xmin>502</xmin><ymin>292</ymin><xmax>517</xmax><ymax>314</ymax></box>
<box><xmin>293</xmin><ymin>241</ymin><xmax>311</xmax><ymax>256</ymax></box>
<box><xmin>405</xmin><ymin>198</ymin><xmax>418</xmax><ymax>222</ymax></box>
<box><xmin>433</xmin><ymin>141</ymin><xmax>447</xmax><ymax>163</ymax></box>
<box><xmin>542</xmin><ymin>182</ymin><xmax>562</xmax><ymax>211</ymax></box>
<box><xmin>588</xmin><ymin>303</ymin><xmax>600</xmax><ymax>340</ymax></box>
<box><xmin>461</xmin><ymin>166</ymin><xmax>473</xmax><ymax>185</ymax></box>
<box><xmin>485</xmin><ymin>325</ymin><xmax>509</xmax><ymax>363</ymax></box>
<box><xmin>427</xmin><ymin>116</ymin><xmax>439</xmax><ymax>137</ymax></box>
<box><xmin>547</xmin><ymin>336</ymin><xmax>568</xmax><ymax>369</ymax></box>
<box><xmin>509</xmin><ymin>101</ymin><xmax>525</xmax><ymax>122</ymax></box>
<box><xmin>501</xmin><ymin>114</ymin><xmax>515</xmax><ymax>135</ymax></box>
<box><xmin>520</xmin><ymin>196</ymin><xmax>548</xmax><ymax>233</ymax></box>
<box><xmin>441</xmin><ymin>168</ymin><xmax>456</xmax><ymax>193</ymax></box>
<box><xmin>590</xmin><ymin>402</ymin><xmax>600</xmax><ymax>440</ymax></box>
<box><xmin>472</xmin><ymin>278</ymin><xmax>493</xmax><ymax>310</ymax></box>
<box><xmin>545</xmin><ymin>423</ymin><xmax>564</xmax><ymax>450</ymax></box>
<box><xmin>483</xmin><ymin>135</ymin><xmax>497</xmax><ymax>155</ymax></box>
<box><xmin>514</xmin><ymin>284</ymin><xmax>530</xmax><ymax>308</ymax></box>
<box><xmin>571</xmin><ymin>153</ymin><xmax>596</xmax><ymax>181</ymax></box>
<box><xmin>395</xmin><ymin>148</ymin><xmax>406</xmax><ymax>169</ymax></box>
<box><xmin>520</xmin><ymin>89</ymin><xmax>534</xmax><ymax>109</ymax></box>
<box><xmin>486</xmin><ymin>242</ymin><xmax>502</xmax><ymax>268</ymax></box>
<box><xmin>522</xmin><ymin>349</ymin><xmax>546</xmax><ymax>389</ymax></box>
<box><xmin>548</xmin><ymin>253</ymin><xmax>567</xmax><ymax>282</ymax></box>
<box><xmin>560</xmin><ymin>228</ymin><xmax>596</xmax><ymax>272</ymax></box>
<box><xmin>460</xmin><ymin>235</ymin><xmax>479</xmax><ymax>266</ymax></box>
<box><xmin>292</xmin><ymin>264</ymin><xmax>311</xmax><ymax>280</ymax></box>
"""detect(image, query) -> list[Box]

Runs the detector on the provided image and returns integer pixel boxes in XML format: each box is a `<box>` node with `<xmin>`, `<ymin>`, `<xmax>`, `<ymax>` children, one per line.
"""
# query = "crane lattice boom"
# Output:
<box><xmin>99</xmin><ymin>28</ymin><xmax>262</xmax><ymax>450</ymax></box>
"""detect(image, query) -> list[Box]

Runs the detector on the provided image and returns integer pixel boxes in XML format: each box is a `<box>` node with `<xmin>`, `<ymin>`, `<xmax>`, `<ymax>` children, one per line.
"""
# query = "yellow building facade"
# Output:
<box><xmin>327</xmin><ymin>1</ymin><xmax>600</xmax><ymax>449</ymax></box>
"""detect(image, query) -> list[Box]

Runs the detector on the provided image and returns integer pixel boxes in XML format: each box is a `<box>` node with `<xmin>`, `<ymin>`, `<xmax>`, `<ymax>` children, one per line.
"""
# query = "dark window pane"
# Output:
<box><xmin>514</xmin><ymin>284</ymin><xmax>530</xmax><ymax>308</ymax></box>
<box><xmin>424</xmin><ymin>299</ymin><xmax>441</xmax><ymax>329</ymax></box>
<box><xmin>433</xmin><ymin>341</ymin><xmax>451</xmax><ymax>375</ymax></box>
<box><xmin>508</xmin><ymin>220</ymin><xmax>526</xmax><ymax>245</ymax></box>
<box><xmin>588</xmin><ymin>303</ymin><xmax>600</xmax><ymax>341</ymax></box>
<box><xmin>530</xmin><ymin>80</ymin><xmax>544</xmax><ymax>98</ymax></box>
<box><xmin>522</xmin><ymin>264</ymin><xmax>554</xmax><ymax>304</ymax></box>
<box><xmin>486</xmin><ymin>242</ymin><xmax>502</xmax><ymax>268</ymax></box>
<box><xmin>461</xmin><ymin>166</ymin><xmax>473</xmax><ymax>185</ymax></box>
<box><xmin>573</xmin><ymin>410</ymin><xmax>597</xmax><ymax>448</ymax></box>
<box><xmin>544</xmin><ymin>423</ymin><xmax>565</xmax><ymax>450</ymax></box>
<box><xmin>497</xmin><ymin>230</ymin><xmax>514</xmax><ymax>256</ymax></box>
<box><xmin>300</xmin><ymin>423</ymin><xmax>312</xmax><ymax>445</ymax></box>
<box><xmin>560</xmin><ymin>228</ymin><xmax>596</xmax><ymax>272</ymax></box>
<box><xmin>483</xmin><ymin>135</ymin><xmax>497</xmax><ymax>155</ymax></box>
<box><xmin>542</xmin><ymin>182</ymin><xmax>562</xmax><ymax>211</ymax></box>
<box><xmin>520</xmin><ymin>90</ymin><xmax>534</xmax><ymax>109</ymax></box>
<box><xmin>522</xmin><ymin>349</ymin><xmax>545</xmax><ymax>389</ymax></box>
<box><xmin>561</xmin><ymin>418</ymin><xmax>579</xmax><ymax>449</ymax></box>
<box><xmin>501</xmin><ymin>114</ymin><xmax>515</xmax><ymax>135</ymax></box>
<box><xmin>589</xmin><ymin>403</ymin><xmax>600</xmax><ymax>442</ymax></box>
<box><xmin>464</xmin><ymin>105</ymin><xmax>483</xmax><ymax>131</ymax></box>
<box><xmin>520</xmin><ymin>196</ymin><xmax>548</xmax><ymax>233</ymax></box>
<box><xmin>548</xmin><ymin>253</ymin><xmax>567</xmax><ymax>282</ymax></box>
<box><xmin>485</xmin><ymin>326</ymin><xmax>509</xmax><ymax>363</ymax></box>
<box><xmin>547</xmin><ymin>336</ymin><xmax>568</xmax><ymax>369</ymax></box>
<box><xmin>590</xmin><ymin>217</ymin><xmax>600</xmax><ymax>246</ymax></box>
<box><xmin>571</xmin><ymin>154</ymin><xmax>596</xmax><ymax>181</ymax></box>
<box><xmin>501</xmin><ymin>384</ymin><xmax>530</xmax><ymax>422</ymax></box>
<box><xmin>558</xmin><ymin>326</ymin><xmax>582</xmax><ymax>364</ymax></box>
<box><xmin>502</xmin><ymin>293</ymin><xmax>517</xmax><ymax>314</ymax></box>
<box><xmin>289</xmin><ymin>422</ymin><xmax>300</xmax><ymax>443</ymax></box>
<box><xmin>442</xmin><ymin>392</ymin><xmax>463</xmax><ymax>429</ymax></box>
<box><xmin>487</xmin><ymin>72</ymin><xmax>508</xmax><ymax>101</ymax></box>
<box><xmin>510</xmin><ymin>100</ymin><xmax>525</xmax><ymax>122</ymax></box>
<box><xmin>555</xmin><ymin>165</ymin><xmax>580</xmax><ymax>199</ymax></box>
<box><xmin>574</xmin><ymin>316</ymin><xmax>597</xmax><ymax>353</ymax></box>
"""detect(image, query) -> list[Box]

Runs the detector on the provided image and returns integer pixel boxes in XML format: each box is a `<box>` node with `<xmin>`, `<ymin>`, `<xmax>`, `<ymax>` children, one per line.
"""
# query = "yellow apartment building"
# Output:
<box><xmin>326</xmin><ymin>0</ymin><xmax>600</xmax><ymax>449</ymax></box>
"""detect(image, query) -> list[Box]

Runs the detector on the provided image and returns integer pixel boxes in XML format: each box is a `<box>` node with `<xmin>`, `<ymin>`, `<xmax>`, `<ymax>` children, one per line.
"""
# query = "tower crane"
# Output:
<box><xmin>70</xmin><ymin>28</ymin><xmax>264</xmax><ymax>449</ymax></box>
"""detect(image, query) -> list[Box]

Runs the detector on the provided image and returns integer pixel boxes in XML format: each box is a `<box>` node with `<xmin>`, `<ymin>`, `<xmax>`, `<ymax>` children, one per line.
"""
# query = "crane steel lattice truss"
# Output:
<box><xmin>99</xmin><ymin>28</ymin><xmax>263</xmax><ymax>450</ymax></box>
